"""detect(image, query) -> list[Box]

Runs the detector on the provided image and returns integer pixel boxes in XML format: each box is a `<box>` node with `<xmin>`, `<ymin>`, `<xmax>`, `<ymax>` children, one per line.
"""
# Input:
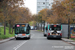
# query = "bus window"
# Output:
<box><xmin>26</xmin><ymin>25</ymin><xmax>30</xmax><ymax>34</ymax></box>
<box><xmin>50</xmin><ymin>25</ymin><xmax>61</xmax><ymax>31</ymax></box>
<box><xmin>15</xmin><ymin>27</ymin><xmax>26</xmax><ymax>34</ymax></box>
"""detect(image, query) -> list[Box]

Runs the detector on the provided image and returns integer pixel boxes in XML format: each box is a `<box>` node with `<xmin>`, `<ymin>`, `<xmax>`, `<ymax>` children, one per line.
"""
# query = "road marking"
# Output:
<box><xmin>13</xmin><ymin>41</ymin><xmax>27</xmax><ymax>50</ymax></box>
<box><xmin>13</xmin><ymin>34</ymin><xmax>34</xmax><ymax>50</ymax></box>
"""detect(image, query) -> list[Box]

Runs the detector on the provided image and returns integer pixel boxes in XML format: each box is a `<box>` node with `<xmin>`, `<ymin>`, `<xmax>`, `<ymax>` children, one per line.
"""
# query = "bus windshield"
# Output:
<box><xmin>15</xmin><ymin>24</ymin><xmax>27</xmax><ymax>34</ymax></box>
<box><xmin>50</xmin><ymin>25</ymin><xmax>61</xmax><ymax>31</ymax></box>
<box><xmin>15</xmin><ymin>27</ymin><xmax>26</xmax><ymax>33</ymax></box>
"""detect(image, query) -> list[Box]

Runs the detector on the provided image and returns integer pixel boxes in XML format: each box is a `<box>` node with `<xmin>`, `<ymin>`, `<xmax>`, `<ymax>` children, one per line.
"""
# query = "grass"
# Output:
<box><xmin>0</xmin><ymin>27</ymin><xmax>14</xmax><ymax>40</ymax></box>
<box><xmin>70</xmin><ymin>38</ymin><xmax>75</xmax><ymax>41</ymax></box>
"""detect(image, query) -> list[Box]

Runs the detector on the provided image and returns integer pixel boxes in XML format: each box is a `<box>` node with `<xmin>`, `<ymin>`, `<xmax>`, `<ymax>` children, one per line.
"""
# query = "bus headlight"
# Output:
<box><xmin>15</xmin><ymin>35</ymin><xmax>18</xmax><ymax>37</ymax></box>
<box><xmin>26</xmin><ymin>35</ymin><xmax>29</xmax><ymax>37</ymax></box>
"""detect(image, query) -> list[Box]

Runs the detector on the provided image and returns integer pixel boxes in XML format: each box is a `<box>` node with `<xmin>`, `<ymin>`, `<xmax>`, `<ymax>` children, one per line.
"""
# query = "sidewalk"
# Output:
<box><xmin>0</xmin><ymin>37</ymin><xmax>14</xmax><ymax>43</ymax></box>
<box><xmin>62</xmin><ymin>38</ymin><xmax>75</xmax><ymax>45</ymax></box>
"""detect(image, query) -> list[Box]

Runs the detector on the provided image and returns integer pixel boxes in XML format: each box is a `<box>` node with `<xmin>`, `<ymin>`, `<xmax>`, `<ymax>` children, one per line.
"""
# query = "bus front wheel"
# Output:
<box><xmin>16</xmin><ymin>38</ymin><xmax>18</xmax><ymax>40</ymax></box>
<box><xmin>28</xmin><ymin>37</ymin><xmax>30</xmax><ymax>39</ymax></box>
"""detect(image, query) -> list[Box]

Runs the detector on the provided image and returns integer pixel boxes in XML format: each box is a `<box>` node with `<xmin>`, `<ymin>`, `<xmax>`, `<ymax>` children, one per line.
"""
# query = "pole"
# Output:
<box><xmin>68</xmin><ymin>18</ymin><xmax>70</xmax><ymax>39</ymax></box>
<box><xmin>41</xmin><ymin>17</ymin><xmax>42</xmax><ymax>31</ymax></box>
<box><xmin>4</xmin><ymin>19</ymin><xmax>6</xmax><ymax>35</ymax></box>
<box><xmin>0</xmin><ymin>28</ymin><xmax>1</xmax><ymax>35</ymax></box>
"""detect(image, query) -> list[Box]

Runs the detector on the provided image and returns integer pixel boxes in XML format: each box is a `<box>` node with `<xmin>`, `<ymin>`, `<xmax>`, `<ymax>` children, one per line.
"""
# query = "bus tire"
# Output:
<box><xmin>28</xmin><ymin>37</ymin><xmax>30</xmax><ymax>39</ymax></box>
<box><xmin>44</xmin><ymin>34</ymin><xmax>46</xmax><ymax>37</ymax></box>
<box><xmin>59</xmin><ymin>38</ymin><xmax>61</xmax><ymax>40</ymax></box>
<box><xmin>16</xmin><ymin>38</ymin><xmax>18</xmax><ymax>40</ymax></box>
<box><xmin>47</xmin><ymin>37</ymin><xmax>49</xmax><ymax>40</ymax></box>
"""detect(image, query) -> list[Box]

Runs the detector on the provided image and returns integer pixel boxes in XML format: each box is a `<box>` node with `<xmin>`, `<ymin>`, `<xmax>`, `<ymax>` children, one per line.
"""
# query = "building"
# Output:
<box><xmin>49</xmin><ymin>0</ymin><xmax>53</xmax><ymax>9</ymax></box>
<box><xmin>37</xmin><ymin>0</ymin><xmax>50</xmax><ymax>13</ymax></box>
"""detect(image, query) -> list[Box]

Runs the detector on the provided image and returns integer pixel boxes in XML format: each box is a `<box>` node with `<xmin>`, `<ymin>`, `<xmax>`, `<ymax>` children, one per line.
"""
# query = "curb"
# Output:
<box><xmin>70</xmin><ymin>42</ymin><xmax>75</xmax><ymax>45</ymax></box>
<box><xmin>0</xmin><ymin>37</ymin><xmax>15</xmax><ymax>43</ymax></box>
<box><xmin>62</xmin><ymin>38</ymin><xmax>75</xmax><ymax>45</ymax></box>
<box><xmin>62</xmin><ymin>38</ymin><xmax>74</xmax><ymax>42</ymax></box>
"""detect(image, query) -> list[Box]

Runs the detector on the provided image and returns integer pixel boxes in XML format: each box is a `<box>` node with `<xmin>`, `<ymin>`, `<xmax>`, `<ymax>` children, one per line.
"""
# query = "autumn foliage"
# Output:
<box><xmin>36</xmin><ymin>0</ymin><xmax>75</xmax><ymax>24</ymax></box>
<box><xmin>0</xmin><ymin>0</ymin><xmax>31</xmax><ymax>25</ymax></box>
<box><xmin>0</xmin><ymin>0</ymin><xmax>32</xmax><ymax>34</ymax></box>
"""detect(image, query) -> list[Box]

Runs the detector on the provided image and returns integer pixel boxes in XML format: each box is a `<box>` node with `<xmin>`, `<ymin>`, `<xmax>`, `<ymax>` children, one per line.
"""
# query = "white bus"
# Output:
<box><xmin>47</xmin><ymin>24</ymin><xmax>62</xmax><ymax>39</ymax></box>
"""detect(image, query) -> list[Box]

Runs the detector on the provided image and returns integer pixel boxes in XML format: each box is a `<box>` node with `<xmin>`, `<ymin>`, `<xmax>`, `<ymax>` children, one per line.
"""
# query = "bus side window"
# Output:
<box><xmin>26</xmin><ymin>25</ymin><xmax>30</xmax><ymax>34</ymax></box>
<box><xmin>16</xmin><ymin>28</ymin><xmax>19</xmax><ymax>33</ymax></box>
<box><xmin>28</xmin><ymin>25</ymin><xmax>30</xmax><ymax>30</ymax></box>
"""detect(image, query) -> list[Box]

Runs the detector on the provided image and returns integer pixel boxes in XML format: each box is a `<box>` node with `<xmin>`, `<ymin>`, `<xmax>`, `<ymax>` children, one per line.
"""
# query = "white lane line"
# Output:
<box><xmin>13</xmin><ymin>41</ymin><xmax>27</xmax><ymax>50</ymax></box>
<box><xmin>13</xmin><ymin>34</ymin><xmax>34</xmax><ymax>50</ymax></box>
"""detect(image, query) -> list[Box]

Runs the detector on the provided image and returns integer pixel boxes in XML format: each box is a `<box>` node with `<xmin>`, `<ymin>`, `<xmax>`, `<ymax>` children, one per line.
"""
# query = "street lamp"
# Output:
<box><xmin>68</xmin><ymin>18</ymin><xmax>70</xmax><ymax>39</ymax></box>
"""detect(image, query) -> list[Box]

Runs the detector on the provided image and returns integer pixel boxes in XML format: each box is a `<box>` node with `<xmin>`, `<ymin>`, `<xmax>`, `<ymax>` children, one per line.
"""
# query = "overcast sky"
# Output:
<box><xmin>24</xmin><ymin>0</ymin><xmax>37</xmax><ymax>14</ymax></box>
<box><xmin>24</xmin><ymin>0</ymin><xmax>53</xmax><ymax>14</ymax></box>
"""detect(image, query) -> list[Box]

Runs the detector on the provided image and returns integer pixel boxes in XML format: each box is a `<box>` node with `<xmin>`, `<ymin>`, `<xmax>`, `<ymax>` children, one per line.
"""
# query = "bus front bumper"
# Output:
<box><xmin>15</xmin><ymin>35</ymin><xmax>30</xmax><ymax>38</ymax></box>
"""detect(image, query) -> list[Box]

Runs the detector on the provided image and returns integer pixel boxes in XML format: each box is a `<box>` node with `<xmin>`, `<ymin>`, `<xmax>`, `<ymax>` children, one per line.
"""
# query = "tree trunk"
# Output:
<box><xmin>12</xmin><ymin>26</ymin><xmax>13</xmax><ymax>34</ymax></box>
<box><xmin>9</xmin><ymin>20</ymin><xmax>11</xmax><ymax>34</ymax></box>
<box><xmin>4</xmin><ymin>20</ymin><xmax>6</xmax><ymax>35</ymax></box>
<box><xmin>9</xmin><ymin>24</ymin><xmax>11</xmax><ymax>34</ymax></box>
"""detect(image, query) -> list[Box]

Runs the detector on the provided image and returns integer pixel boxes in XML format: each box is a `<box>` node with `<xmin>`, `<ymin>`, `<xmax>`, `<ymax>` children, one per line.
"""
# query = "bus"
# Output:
<box><xmin>47</xmin><ymin>24</ymin><xmax>62</xmax><ymax>39</ymax></box>
<box><xmin>43</xmin><ymin>26</ymin><xmax>47</xmax><ymax>37</ymax></box>
<box><xmin>13</xmin><ymin>23</ymin><xmax>31</xmax><ymax>40</ymax></box>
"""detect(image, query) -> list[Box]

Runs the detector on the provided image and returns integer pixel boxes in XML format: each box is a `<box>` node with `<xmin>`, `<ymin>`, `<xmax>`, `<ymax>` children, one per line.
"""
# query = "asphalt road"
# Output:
<box><xmin>0</xmin><ymin>30</ymin><xmax>75</xmax><ymax>50</ymax></box>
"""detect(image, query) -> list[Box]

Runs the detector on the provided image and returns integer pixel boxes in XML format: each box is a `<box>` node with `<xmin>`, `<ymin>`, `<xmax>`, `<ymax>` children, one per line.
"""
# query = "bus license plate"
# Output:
<box><xmin>22</xmin><ymin>34</ymin><xmax>25</xmax><ymax>36</ymax></box>
<box><xmin>54</xmin><ymin>36</ymin><xmax>56</xmax><ymax>37</ymax></box>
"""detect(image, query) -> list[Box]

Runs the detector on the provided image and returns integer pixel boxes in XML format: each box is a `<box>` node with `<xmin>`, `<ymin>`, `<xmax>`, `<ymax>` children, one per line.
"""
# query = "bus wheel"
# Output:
<box><xmin>59</xmin><ymin>38</ymin><xmax>61</xmax><ymax>40</ymax></box>
<box><xmin>44</xmin><ymin>34</ymin><xmax>46</xmax><ymax>37</ymax></box>
<box><xmin>28</xmin><ymin>37</ymin><xmax>30</xmax><ymax>39</ymax></box>
<box><xmin>16</xmin><ymin>38</ymin><xmax>18</xmax><ymax>40</ymax></box>
<box><xmin>47</xmin><ymin>37</ymin><xmax>49</xmax><ymax>40</ymax></box>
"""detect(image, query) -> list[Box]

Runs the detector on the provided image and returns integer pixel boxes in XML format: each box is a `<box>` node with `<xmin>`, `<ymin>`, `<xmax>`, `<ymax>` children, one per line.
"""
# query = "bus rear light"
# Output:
<box><xmin>48</xmin><ymin>33</ymin><xmax>50</xmax><ymax>36</ymax></box>
<box><xmin>60</xmin><ymin>33</ymin><xmax>62</xmax><ymax>36</ymax></box>
<box><xmin>54</xmin><ymin>25</ymin><xmax>57</xmax><ymax>27</ymax></box>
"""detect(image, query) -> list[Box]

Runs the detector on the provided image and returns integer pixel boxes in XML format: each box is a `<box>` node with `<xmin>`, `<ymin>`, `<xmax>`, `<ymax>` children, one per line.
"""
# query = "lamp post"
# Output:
<box><xmin>42</xmin><ymin>21</ymin><xmax>45</xmax><ymax>31</ymax></box>
<box><xmin>41</xmin><ymin>16</ymin><xmax>42</xmax><ymax>31</ymax></box>
<box><xmin>68</xmin><ymin>18</ymin><xmax>70</xmax><ymax>39</ymax></box>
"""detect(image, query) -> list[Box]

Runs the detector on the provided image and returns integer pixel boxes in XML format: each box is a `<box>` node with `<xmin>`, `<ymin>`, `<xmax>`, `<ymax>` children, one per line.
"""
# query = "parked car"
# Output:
<box><xmin>34</xmin><ymin>26</ymin><xmax>37</xmax><ymax>30</ymax></box>
<box><xmin>30</xmin><ymin>26</ymin><xmax>34</xmax><ymax>30</ymax></box>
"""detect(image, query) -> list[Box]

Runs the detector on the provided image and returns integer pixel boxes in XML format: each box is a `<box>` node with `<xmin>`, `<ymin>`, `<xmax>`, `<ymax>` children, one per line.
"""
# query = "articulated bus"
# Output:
<box><xmin>47</xmin><ymin>24</ymin><xmax>62</xmax><ymax>39</ymax></box>
<box><xmin>13</xmin><ymin>23</ymin><xmax>31</xmax><ymax>40</ymax></box>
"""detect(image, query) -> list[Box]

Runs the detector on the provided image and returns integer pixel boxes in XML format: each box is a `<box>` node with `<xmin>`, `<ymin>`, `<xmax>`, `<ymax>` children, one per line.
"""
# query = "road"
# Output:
<box><xmin>0</xmin><ymin>30</ymin><xmax>75</xmax><ymax>50</ymax></box>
